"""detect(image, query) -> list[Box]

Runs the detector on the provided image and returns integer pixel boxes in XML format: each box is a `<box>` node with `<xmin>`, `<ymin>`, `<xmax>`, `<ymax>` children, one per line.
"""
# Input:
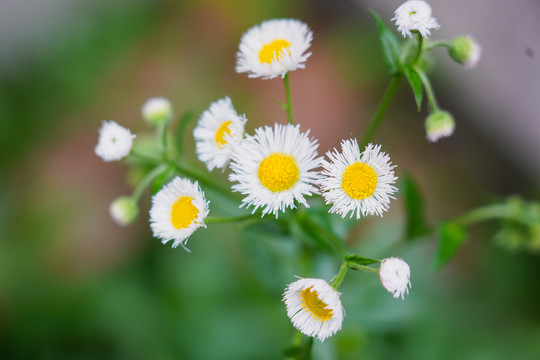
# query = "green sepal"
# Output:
<box><xmin>344</xmin><ymin>254</ymin><xmax>380</xmax><ymax>267</ymax></box>
<box><xmin>432</xmin><ymin>222</ymin><xmax>468</xmax><ymax>270</ymax></box>
<box><xmin>402</xmin><ymin>174</ymin><xmax>430</xmax><ymax>239</ymax></box>
<box><xmin>404</xmin><ymin>65</ymin><xmax>423</xmax><ymax>111</ymax></box>
<box><xmin>368</xmin><ymin>9</ymin><xmax>403</xmax><ymax>75</ymax></box>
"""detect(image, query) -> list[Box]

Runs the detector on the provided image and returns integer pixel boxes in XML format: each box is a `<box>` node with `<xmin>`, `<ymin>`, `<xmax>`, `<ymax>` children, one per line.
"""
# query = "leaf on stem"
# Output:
<box><xmin>404</xmin><ymin>66</ymin><xmax>423</xmax><ymax>111</ymax></box>
<box><xmin>402</xmin><ymin>174</ymin><xmax>430</xmax><ymax>240</ymax></box>
<box><xmin>345</xmin><ymin>254</ymin><xmax>380</xmax><ymax>267</ymax></box>
<box><xmin>432</xmin><ymin>222</ymin><xmax>468</xmax><ymax>270</ymax></box>
<box><xmin>368</xmin><ymin>9</ymin><xmax>403</xmax><ymax>75</ymax></box>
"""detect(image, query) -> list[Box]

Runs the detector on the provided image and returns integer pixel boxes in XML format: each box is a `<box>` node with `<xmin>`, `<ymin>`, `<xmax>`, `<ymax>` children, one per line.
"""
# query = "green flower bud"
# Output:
<box><xmin>448</xmin><ymin>36</ymin><xmax>481</xmax><ymax>69</ymax></box>
<box><xmin>425</xmin><ymin>110</ymin><xmax>455</xmax><ymax>142</ymax></box>
<box><xmin>109</xmin><ymin>196</ymin><xmax>139</xmax><ymax>226</ymax></box>
<box><xmin>141</xmin><ymin>97</ymin><xmax>173</xmax><ymax>125</ymax></box>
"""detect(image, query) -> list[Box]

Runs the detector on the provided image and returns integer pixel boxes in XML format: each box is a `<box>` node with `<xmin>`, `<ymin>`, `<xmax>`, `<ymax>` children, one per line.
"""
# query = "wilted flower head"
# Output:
<box><xmin>379</xmin><ymin>257</ymin><xmax>411</xmax><ymax>299</ymax></box>
<box><xmin>392</xmin><ymin>1</ymin><xmax>440</xmax><ymax>38</ymax></box>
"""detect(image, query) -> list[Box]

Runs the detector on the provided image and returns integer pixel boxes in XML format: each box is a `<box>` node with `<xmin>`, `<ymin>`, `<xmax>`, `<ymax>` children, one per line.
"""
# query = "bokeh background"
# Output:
<box><xmin>1</xmin><ymin>0</ymin><xmax>539</xmax><ymax>359</ymax></box>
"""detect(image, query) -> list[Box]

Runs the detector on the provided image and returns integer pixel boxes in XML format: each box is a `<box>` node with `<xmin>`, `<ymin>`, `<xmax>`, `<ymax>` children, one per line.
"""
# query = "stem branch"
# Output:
<box><xmin>283</xmin><ymin>73</ymin><xmax>295</xmax><ymax>125</ymax></box>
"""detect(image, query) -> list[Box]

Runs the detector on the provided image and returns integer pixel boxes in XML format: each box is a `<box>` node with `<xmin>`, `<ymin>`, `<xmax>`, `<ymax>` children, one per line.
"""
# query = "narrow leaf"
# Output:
<box><xmin>368</xmin><ymin>9</ymin><xmax>403</xmax><ymax>75</ymax></box>
<box><xmin>432</xmin><ymin>222</ymin><xmax>468</xmax><ymax>270</ymax></box>
<box><xmin>404</xmin><ymin>66</ymin><xmax>423</xmax><ymax>111</ymax></box>
<box><xmin>402</xmin><ymin>174</ymin><xmax>429</xmax><ymax>239</ymax></box>
<box><xmin>345</xmin><ymin>254</ymin><xmax>380</xmax><ymax>266</ymax></box>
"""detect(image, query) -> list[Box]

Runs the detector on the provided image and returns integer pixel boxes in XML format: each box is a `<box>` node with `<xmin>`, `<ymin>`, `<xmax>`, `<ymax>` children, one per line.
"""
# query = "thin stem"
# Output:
<box><xmin>453</xmin><ymin>203</ymin><xmax>528</xmax><ymax>226</ymax></box>
<box><xmin>424</xmin><ymin>41</ymin><xmax>451</xmax><ymax>51</ymax></box>
<box><xmin>175</xmin><ymin>111</ymin><xmax>194</xmax><ymax>159</ymax></box>
<box><xmin>283</xmin><ymin>72</ymin><xmax>295</xmax><ymax>125</ymax></box>
<box><xmin>360</xmin><ymin>75</ymin><xmax>402</xmax><ymax>148</ymax></box>
<box><xmin>411</xmin><ymin>32</ymin><xmax>423</xmax><ymax>65</ymax></box>
<box><xmin>298</xmin><ymin>214</ymin><xmax>346</xmax><ymax>258</ymax></box>
<box><xmin>347</xmin><ymin>262</ymin><xmax>379</xmax><ymax>274</ymax></box>
<box><xmin>131</xmin><ymin>163</ymin><xmax>169</xmax><ymax>201</ymax></box>
<box><xmin>414</xmin><ymin>67</ymin><xmax>440</xmax><ymax>112</ymax></box>
<box><xmin>330</xmin><ymin>262</ymin><xmax>348</xmax><ymax>289</ymax></box>
<box><xmin>158</xmin><ymin>123</ymin><xmax>168</xmax><ymax>161</ymax></box>
<box><xmin>205</xmin><ymin>214</ymin><xmax>258</xmax><ymax>224</ymax></box>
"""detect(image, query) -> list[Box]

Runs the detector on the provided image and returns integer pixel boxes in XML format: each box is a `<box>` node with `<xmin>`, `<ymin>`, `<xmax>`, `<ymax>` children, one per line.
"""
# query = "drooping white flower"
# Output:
<box><xmin>109</xmin><ymin>196</ymin><xmax>139</xmax><ymax>226</ymax></box>
<box><xmin>193</xmin><ymin>97</ymin><xmax>247</xmax><ymax>171</ymax></box>
<box><xmin>149</xmin><ymin>177</ymin><xmax>209</xmax><ymax>250</ymax></box>
<box><xmin>320</xmin><ymin>140</ymin><xmax>398</xmax><ymax>219</ymax></box>
<box><xmin>448</xmin><ymin>36</ymin><xmax>482</xmax><ymax>69</ymax></box>
<box><xmin>392</xmin><ymin>1</ymin><xmax>440</xmax><ymax>38</ymax></box>
<box><xmin>425</xmin><ymin>110</ymin><xmax>455</xmax><ymax>142</ymax></box>
<box><xmin>236</xmin><ymin>19</ymin><xmax>313</xmax><ymax>79</ymax></box>
<box><xmin>229</xmin><ymin>123</ymin><xmax>322</xmax><ymax>217</ymax></box>
<box><xmin>283</xmin><ymin>278</ymin><xmax>344</xmax><ymax>341</ymax></box>
<box><xmin>379</xmin><ymin>257</ymin><xmax>411</xmax><ymax>299</ymax></box>
<box><xmin>141</xmin><ymin>97</ymin><xmax>173</xmax><ymax>125</ymax></box>
<box><xmin>94</xmin><ymin>120</ymin><xmax>136</xmax><ymax>162</ymax></box>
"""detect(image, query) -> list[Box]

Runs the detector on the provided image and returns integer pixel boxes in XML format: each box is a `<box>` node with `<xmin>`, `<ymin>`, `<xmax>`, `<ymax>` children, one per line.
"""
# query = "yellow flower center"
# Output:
<box><xmin>300</xmin><ymin>287</ymin><xmax>334</xmax><ymax>322</ymax></box>
<box><xmin>215</xmin><ymin>121</ymin><xmax>232</xmax><ymax>149</ymax></box>
<box><xmin>257</xmin><ymin>153</ymin><xmax>299</xmax><ymax>192</ymax></box>
<box><xmin>258</xmin><ymin>39</ymin><xmax>291</xmax><ymax>64</ymax></box>
<box><xmin>409</xmin><ymin>11</ymin><xmax>416</xmax><ymax>16</ymax></box>
<box><xmin>170</xmin><ymin>196</ymin><xmax>199</xmax><ymax>230</ymax></box>
<box><xmin>341</xmin><ymin>162</ymin><xmax>378</xmax><ymax>200</ymax></box>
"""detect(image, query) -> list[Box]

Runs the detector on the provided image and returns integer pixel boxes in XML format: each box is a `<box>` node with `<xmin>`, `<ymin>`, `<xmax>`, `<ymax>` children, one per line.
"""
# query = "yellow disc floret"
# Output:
<box><xmin>259</xmin><ymin>39</ymin><xmax>291</xmax><ymax>64</ymax></box>
<box><xmin>300</xmin><ymin>287</ymin><xmax>334</xmax><ymax>322</ymax></box>
<box><xmin>341</xmin><ymin>162</ymin><xmax>378</xmax><ymax>200</ymax></box>
<box><xmin>170</xmin><ymin>196</ymin><xmax>199</xmax><ymax>230</ymax></box>
<box><xmin>215</xmin><ymin>121</ymin><xmax>232</xmax><ymax>149</ymax></box>
<box><xmin>257</xmin><ymin>153</ymin><xmax>299</xmax><ymax>192</ymax></box>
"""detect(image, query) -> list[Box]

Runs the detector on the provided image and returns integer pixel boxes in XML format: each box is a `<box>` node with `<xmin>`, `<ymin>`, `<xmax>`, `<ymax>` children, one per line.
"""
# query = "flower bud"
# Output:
<box><xmin>141</xmin><ymin>97</ymin><xmax>173</xmax><ymax>125</ymax></box>
<box><xmin>379</xmin><ymin>257</ymin><xmax>411</xmax><ymax>300</ymax></box>
<box><xmin>425</xmin><ymin>110</ymin><xmax>455</xmax><ymax>142</ymax></box>
<box><xmin>109</xmin><ymin>196</ymin><xmax>139</xmax><ymax>226</ymax></box>
<box><xmin>448</xmin><ymin>36</ymin><xmax>481</xmax><ymax>69</ymax></box>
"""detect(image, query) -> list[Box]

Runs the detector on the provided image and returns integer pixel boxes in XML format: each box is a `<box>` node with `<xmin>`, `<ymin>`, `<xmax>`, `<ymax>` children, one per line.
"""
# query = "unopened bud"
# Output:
<box><xmin>109</xmin><ymin>196</ymin><xmax>139</xmax><ymax>226</ymax></box>
<box><xmin>425</xmin><ymin>110</ymin><xmax>455</xmax><ymax>142</ymax></box>
<box><xmin>141</xmin><ymin>97</ymin><xmax>173</xmax><ymax>125</ymax></box>
<box><xmin>448</xmin><ymin>36</ymin><xmax>481</xmax><ymax>69</ymax></box>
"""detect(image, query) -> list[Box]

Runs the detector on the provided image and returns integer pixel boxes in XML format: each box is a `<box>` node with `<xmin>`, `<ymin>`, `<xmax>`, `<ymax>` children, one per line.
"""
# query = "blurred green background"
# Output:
<box><xmin>1</xmin><ymin>0</ymin><xmax>539</xmax><ymax>359</ymax></box>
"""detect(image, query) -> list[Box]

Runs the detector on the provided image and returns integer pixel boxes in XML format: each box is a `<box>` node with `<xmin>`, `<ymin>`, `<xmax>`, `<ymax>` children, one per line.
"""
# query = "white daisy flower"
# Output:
<box><xmin>149</xmin><ymin>177</ymin><xmax>209</xmax><ymax>250</ymax></box>
<box><xmin>109</xmin><ymin>196</ymin><xmax>138</xmax><ymax>226</ymax></box>
<box><xmin>392</xmin><ymin>1</ymin><xmax>440</xmax><ymax>38</ymax></box>
<box><xmin>229</xmin><ymin>123</ymin><xmax>321</xmax><ymax>217</ymax></box>
<box><xmin>141</xmin><ymin>97</ymin><xmax>173</xmax><ymax>125</ymax></box>
<box><xmin>283</xmin><ymin>278</ymin><xmax>344</xmax><ymax>342</ymax></box>
<box><xmin>449</xmin><ymin>36</ymin><xmax>482</xmax><ymax>69</ymax></box>
<box><xmin>94</xmin><ymin>120</ymin><xmax>136</xmax><ymax>162</ymax></box>
<box><xmin>379</xmin><ymin>257</ymin><xmax>411</xmax><ymax>300</ymax></box>
<box><xmin>193</xmin><ymin>97</ymin><xmax>247</xmax><ymax>171</ymax></box>
<box><xmin>320</xmin><ymin>140</ymin><xmax>398</xmax><ymax>219</ymax></box>
<box><xmin>236</xmin><ymin>19</ymin><xmax>313</xmax><ymax>79</ymax></box>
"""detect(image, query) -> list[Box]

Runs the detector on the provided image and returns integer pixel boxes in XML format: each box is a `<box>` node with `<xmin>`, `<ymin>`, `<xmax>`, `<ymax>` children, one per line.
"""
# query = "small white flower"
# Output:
<box><xmin>94</xmin><ymin>120</ymin><xmax>136</xmax><ymax>162</ymax></box>
<box><xmin>109</xmin><ymin>196</ymin><xmax>139</xmax><ymax>226</ymax></box>
<box><xmin>392</xmin><ymin>1</ymin><xmax>440</xmax><ymax>38</ymax></box>
<box><xmin>193</xmin><ymin>97</ymin><xmax>247</xmax><ymax>171</ymax></box>
<box><xmin>320</xmin><ymin>140</ymin><xmax>398</xmax><ymax>219</ymax></box>
<box><xmin>283</xmin><ymin>278</ymin><xmax>344</xmax><ymax>341</ymax></box>
<box><xmin>379</xmin><ymin>257</ymin><xmax>411</xmax><ymax>299</ymax></box>
<box><xmin>149</xmin><ymin>177</ymin><xmax>209</xmax><ymax>250</ymax></box>
<box><xmin>236</xmin><ymin>19</ymin><xmax>313</xmax><ymax>79</ymax></box>
<box><xmin>141</xmin><ymin>97</ymin><xmax>173</xmax><ymax>125</ymax></box>
<box><xmin>229</xmin><ymin>123</ymin><xmax>322</xmax><ymax>217</ymax></box>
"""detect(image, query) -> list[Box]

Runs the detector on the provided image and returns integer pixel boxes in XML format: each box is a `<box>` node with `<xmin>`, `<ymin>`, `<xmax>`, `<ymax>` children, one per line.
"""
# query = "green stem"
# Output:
<box><xmin>414</xmin><ymin>67</ymin><xmax>440</xmax><ymax>112</ymax></box>
<box><xmin>411</xmin><ymin>32</ymin><xmax>423</xmax><ymax>65</ymax></box>
<box><xmin>424</xmin><ymin>41</ymin><xmax>451</xmax><ymax>51</ymax></box>
<box><xmin>131</xmin><ymin>163</ymin><xmax>169</xmax><ymax>201</ymax></box>
<box><xmin>283</xmin><ymin>72</ymin><xmax>295</xmax><ymax>125</ymax></box>
<box><xmin>330</xmin><ymin>262</ymin><xmax>348</xmax><ymax>289</ymax></box>
<box><xmin>205</xmin><ymin>214</ymin><xmax>258</xmax><ymax>224</ymax></box>
<box><xmin>453</xmin><ymin>204</ymin><xmax>524</xmax><ymax>226</ymax></box>
<box><xmin>346</xmin><ymin>262</ymin><xmax>379</xmax><ymax>274</ymax></box>
<box><xmin>169</xmin><ymin>161</ymin><xmax>239</xmax><ymax>201</ymax></box>
<box><xmin>175</xmin><ymin>111</ymin><xmax>195</xmax><ymax>159</ymax></box>
<box><xmin>298</xmin><ymin>214</ymin><xmax>346</xmax><ymax>258</ymax></box>
<box><xmin>360</xmin><ymin>75</ymin><xmax>402</xmax><ymax>147</ymax></box>
<box><xmin>157</xmin><ymin>123</ymin><xmax>168</xmax><ymax>161</ymax></box>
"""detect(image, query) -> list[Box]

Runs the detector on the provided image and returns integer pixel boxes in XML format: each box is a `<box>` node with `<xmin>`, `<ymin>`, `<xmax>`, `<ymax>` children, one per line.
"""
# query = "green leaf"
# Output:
<box><xmin>404</xmin><ymin>66</ymin><xmax>423</xmax><ymax>111</ymax></box>
<box><xmin>432</xmin><ymin>222</ymin><xmax>468</xmax><ymax>270</ymax></box>
<box><xmin>344</xmin><ymin>254</ymin><xmax>380</xmax><ymax>266</ymax></box>
<box><xmin>368</xmin><ymin>9</ymin><xmax>403</xmax><ymax>75</ymax></box>
<box><xmin>402</xmin><ymin>174</ymin><xmax>429</xmax><ymax>239</ymax></box>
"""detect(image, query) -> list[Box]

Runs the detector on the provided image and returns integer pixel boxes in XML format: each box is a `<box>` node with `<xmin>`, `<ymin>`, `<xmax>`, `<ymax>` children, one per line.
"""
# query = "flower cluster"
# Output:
<box><xmin>93</xmin><ymin>0</ymin><xmax>481</xmax><ymax>347</ymax></box>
